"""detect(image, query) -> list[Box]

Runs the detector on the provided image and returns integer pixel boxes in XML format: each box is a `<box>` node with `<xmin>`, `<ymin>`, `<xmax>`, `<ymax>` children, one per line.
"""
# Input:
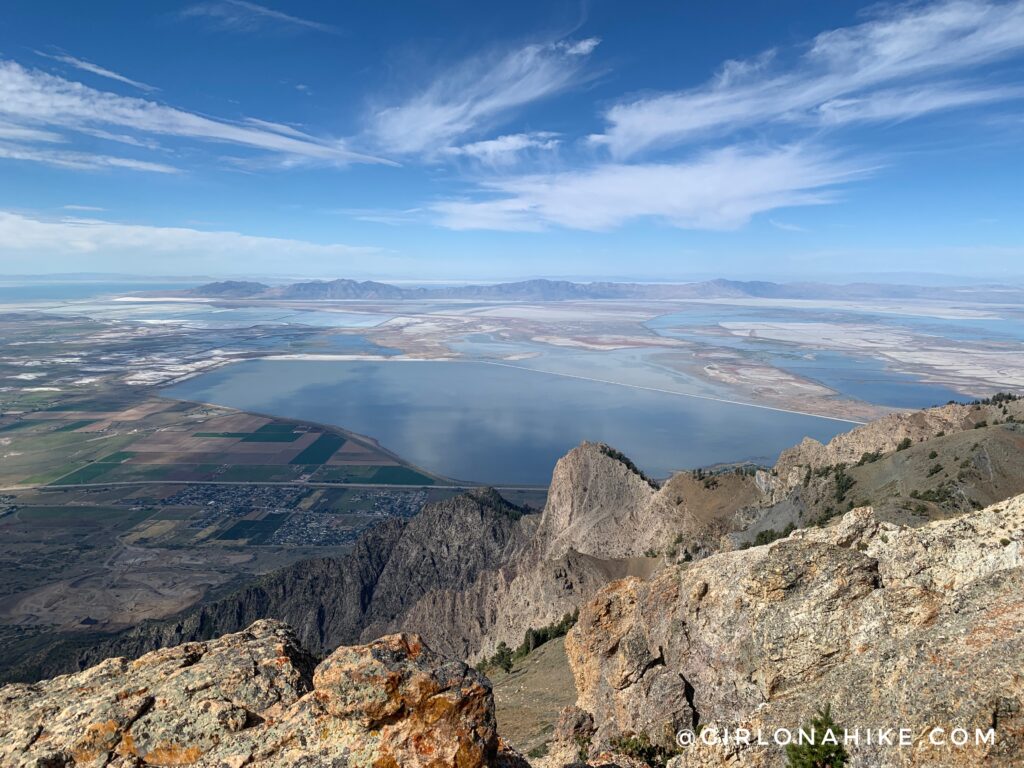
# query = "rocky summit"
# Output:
<box><xmin>0</xmin><ymin>620</ymin><xmax>520</xmax><ymax>768</ymax></box>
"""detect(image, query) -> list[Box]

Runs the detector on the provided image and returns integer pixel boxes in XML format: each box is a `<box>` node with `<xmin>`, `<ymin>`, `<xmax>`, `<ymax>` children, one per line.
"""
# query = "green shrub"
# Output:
<box><xmin>833</xmin><ymin>466</ymin><xmax>855</xmax><ymax>502</ymax></box>
<box><xmin>510</xmin><ymin>609</ymin><xmax>580</xmax><ymax>662</ymax></box>
<box><xmin>786</xmin><ymin>705</ymin><xmax>849</xmax><ymax>768</ymax></box>
<box><xmin>610</xmin><ymin>732</ymin><xmax>681</xmax><ymax>768</ymax></box>
<box><xmin>600</xmin><ymin>445</ymin><xmax>658</xmax><ymax>488</ymax></box>
<box><xmin>856</xmin><ymin>451</ymin><xmax>881</xmax><ymax>466</ymax></box>
<box><xmin>753</xmin><ymin>523</ymin><xmax>796</xmax><ymax>547</ymax></box>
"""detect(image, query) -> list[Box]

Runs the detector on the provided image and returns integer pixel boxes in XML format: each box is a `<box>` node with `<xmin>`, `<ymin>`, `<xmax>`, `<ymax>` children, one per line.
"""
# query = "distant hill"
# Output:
<box><xmin>189</xmin><ymin>280</ymin><xmax>270</xmax><ymax>298</ymax></box>
<box><xmin>176</xmin><ymin>276</ymin><xmax>1024</xmax><ymax>303</ymax></box>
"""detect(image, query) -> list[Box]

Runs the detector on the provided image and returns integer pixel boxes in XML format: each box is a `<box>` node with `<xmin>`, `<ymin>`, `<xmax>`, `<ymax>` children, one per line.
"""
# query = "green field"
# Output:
<box><xmin>371</xmin><ymin>466</ymin><xmax>435</xmax><ymax>485</ymax></box>
<box><xmin>290</xmin><ymin>433</ymin><xmax>346</xmax><ymax>465</ymax></box>
<box><xmin>312</xmin><ymin>465</ymin><xmax>435</xmax><ymax>485</ymax></box>
<box><xmin>53</xmin><ymin>463</ymin><xmax>114</xmax><ymax>485</ymax></box>
<box><xmin>216</xmin><ymin>465</ymin><xmax>306</xmax><ymax>482</ymax></box>
<box><xmin>0</xmin><ymin>420</ymin><xmax>42</xmax><ymax>433</ymax></box>
<box><xmin>97</xmin><ymin>451</ymin><xmax>135</xmax><ymax>463</ymax></box>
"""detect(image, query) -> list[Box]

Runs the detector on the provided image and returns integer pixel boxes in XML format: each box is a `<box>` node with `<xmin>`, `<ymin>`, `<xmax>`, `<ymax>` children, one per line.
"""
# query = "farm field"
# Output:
<box><xmin>0</xmin><ymin>392</ymin><xmax>443</xmax><ymax>489</ymax></box>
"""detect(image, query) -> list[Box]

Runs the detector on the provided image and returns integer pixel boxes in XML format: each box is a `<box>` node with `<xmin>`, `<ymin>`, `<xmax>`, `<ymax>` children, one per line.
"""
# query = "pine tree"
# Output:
<box><xmin>786</xmin><ymin>705</ymin><xmax>849</xmax><ymax>768</ymax></box>
<box><xmin>492</xmin><ymin>642</ymin><xmax>513</xmax><ymax>673</ymax></box>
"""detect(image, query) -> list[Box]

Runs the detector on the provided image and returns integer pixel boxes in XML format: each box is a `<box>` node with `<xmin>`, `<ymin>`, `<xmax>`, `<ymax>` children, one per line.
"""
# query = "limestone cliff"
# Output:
<box><xmin>561</xmin><ymin>493</ymin><xmax>1024</xmax><ymax>767</ymax></box>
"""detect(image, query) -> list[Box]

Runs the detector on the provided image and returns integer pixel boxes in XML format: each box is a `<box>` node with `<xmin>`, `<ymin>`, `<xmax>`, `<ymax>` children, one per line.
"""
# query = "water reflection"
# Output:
<box><xmin>165</xmin><ymin>360</ymin><xmax>854</xmax><ymax>485</ymax></box>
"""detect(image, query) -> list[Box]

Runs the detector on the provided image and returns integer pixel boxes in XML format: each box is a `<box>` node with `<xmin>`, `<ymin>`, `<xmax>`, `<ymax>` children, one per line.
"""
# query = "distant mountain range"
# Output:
<box><xmin>177</xmin><ymin>277</ymin><xmax>1024</xmax><ymax>303</ymax></box>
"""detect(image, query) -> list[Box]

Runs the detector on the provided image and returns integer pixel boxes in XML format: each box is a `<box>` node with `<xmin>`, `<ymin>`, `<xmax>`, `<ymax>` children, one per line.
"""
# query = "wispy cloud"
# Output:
<box><xmin>592</xmin><ymin>0</ymin><xmax>1024</xmax><ymax>157</ymax></box>
<box><xmin>441</xmin><ymin>132</ymin><xmax>560</xmax><ymax>166</ymax></box>
<box><xmin>768</xmin><ymin>218</ymin><xmax>807</xmax><ymax>232</ymax></box>
<box><xmin>329</xmin><ymin>207</ymin><xmax>427</xmax><ymax>226</ymax></box>
<box><xmin>367</xmin><ymin>38</ymin><xmax>599</xmax><ymax>156</ymax></box>
<box><xmin>35</xmin><ymin>51</ymin><xmax>157</xmax><ymax>92</ymax></box>
<box><xmin>432</xmin><ymin>145</ymin><xmax>870</xmax><ymax>231</ymax></box>
<box><xmin>182</xmin><ymin>0</ymin><xmax>339</xmax><ymax>35</ymax></box>
<box><xmin>0</xmin><ymin>143</ymin><xmax>179</xmax><ymax>173</ymax></box>
<box><xmin>0</xmin><ymin>59</ymin><xmax>389</xmax><ymax>172</ymax></box>
<box><xmin>0</xmin><ymin>210</ymin><xmax>379</xmax><ymax>272</ymax></box>
<box><xmin>63</xmin><ymin>204</ymin><xmax>106</xmax><ymax>211</ymax></box>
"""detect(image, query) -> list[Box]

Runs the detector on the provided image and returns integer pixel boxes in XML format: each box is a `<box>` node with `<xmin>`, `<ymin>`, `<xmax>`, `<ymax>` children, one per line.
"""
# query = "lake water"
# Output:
<box><xmin>646</xmin><ymin>307</ymin><xmax>974</xmax><ymax>407</ymax></box>
<box><xmin>164</xmin><ymin>359</ymin><xmax>854</xmax><ymax>485</ymax></box>
<box><xmin>0</xmin><ymin>280</ymin><xmax>202</xmax><ymax>301</ymax></box>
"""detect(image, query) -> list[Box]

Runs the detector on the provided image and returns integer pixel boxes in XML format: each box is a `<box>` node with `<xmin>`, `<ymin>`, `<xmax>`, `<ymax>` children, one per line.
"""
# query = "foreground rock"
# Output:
<box><xmin>561</xmin><ymin>493</ymin><xmax>1024</xmax><ymax>767</ymax></box>
<box><xmin>0</xmin><ymin>620</ymin><xmax>503</xmax><ymax>767</ymax></box>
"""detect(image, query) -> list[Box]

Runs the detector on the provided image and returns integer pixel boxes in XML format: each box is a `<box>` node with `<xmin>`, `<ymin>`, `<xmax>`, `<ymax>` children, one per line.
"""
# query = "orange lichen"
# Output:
<box><xmin>71</xmin><ymin>719</ymin><xmax>121</xmax><ymax>762</ymax></box>
<box><xmin>141</xmin><ymin>742</ymin><xmax>205</xmax><ymax>765</ymax></box>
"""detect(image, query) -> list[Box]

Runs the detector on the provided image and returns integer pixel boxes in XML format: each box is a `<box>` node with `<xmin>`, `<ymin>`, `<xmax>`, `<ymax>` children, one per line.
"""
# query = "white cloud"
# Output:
<box><xmin>562</xmin><ymin>37</ymin><xmax>601</xmax><ymax>56</ymax></box>
<box><xmin>0</xmin><ymin>59</ymin><xmax>389</xmax><ymax>172</ymax></box>
<box><xmin>816</xmin><ymin>82</ymin><xmax>1024</xmax><ymax>124</ymax></box>
<box><xmin>0</xmin><ymin>119</ymin><xmax>63</xmax><ymax>143</ymax></box>
<box><xmin>0</xmin><ymin>143</ymin><xmax>179</xmax><ymax>173</ymax></box>
<box><xmin>441</xmin><ymin>132</ymin><xmax>560</xmax><ymax>165</ymax></box>
<box><xmin>182</xmin><ymin>0</ymin><xmax>339</xmax><ymax>34</ymax></box>
<box><xmin>330</xmin><ymin>208</ymin><xmax>426</xmax><ymax>226</ymax></box>
<box><xmin>768</xmin><ymin>218</ymin><xmax>807</xmax><ymax>232</ymax></box>
<box><xmin>36</xmin><ymin>51</ymin><xmax>157</xmax><ymax>92</ymax></box>
<box><xmin>63</xmin><ymin>205</ymin><xmax>106</xmax><ymax>211</ymax></box>
<box><xmin>432</xmin><ymin>145</ymin><xmax>869</xmax><ymax>231</ymax></box>
<box><xmin>0</xmin><ymin>210</ymin><xmax>380</xmax><ymax>272</ymax></box>
<box><xmin>592</xmin><ymin>0</ymin><xmax>1024</xmax><ymax>156</ymax></box>
<box><xmin>367</xmin><ymin>38</ymin><xmax>599</xmax><ymax>156</ymax></box>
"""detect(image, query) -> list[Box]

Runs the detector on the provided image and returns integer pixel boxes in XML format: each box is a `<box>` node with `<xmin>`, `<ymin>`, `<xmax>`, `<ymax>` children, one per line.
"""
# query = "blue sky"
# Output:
<box><xmin>0</xmin><ymin>0</ymin><xmax>1022</xmax><ymax>281</ymax></box>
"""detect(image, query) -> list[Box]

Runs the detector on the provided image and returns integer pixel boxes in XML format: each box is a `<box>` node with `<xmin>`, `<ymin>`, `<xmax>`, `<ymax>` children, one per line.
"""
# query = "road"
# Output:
<box><xmin>0</xmin><ymin>479</ymin><xmax>548</xmax><ymax>493</ymax></box>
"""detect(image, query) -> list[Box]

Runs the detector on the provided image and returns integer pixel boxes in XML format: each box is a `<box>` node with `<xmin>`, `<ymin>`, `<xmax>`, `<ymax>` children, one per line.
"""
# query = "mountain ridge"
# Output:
<box><xmin>178</xmin><ymin>276</ymin><xmax>1024</xmax><ymax>303</ymax></box>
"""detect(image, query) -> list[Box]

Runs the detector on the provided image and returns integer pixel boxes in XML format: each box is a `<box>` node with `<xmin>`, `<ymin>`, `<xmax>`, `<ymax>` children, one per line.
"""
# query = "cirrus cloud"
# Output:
<box><xmin>432</xmin><ymin>145</ymin><xmax>871</xmax><ymax>231</ymax></box>
<box><xmin>0</xmin><ymin>59</ymin><xmax>390</xmax><ymax>173</ymax></box>
<box><xmin>367</xmin><ymin>38</ymin><xmax>600</xmax><ymax>156</ymax></box>
<box><xmin>591</xmin><ymin>0</ymin><xmax>1024</xmax><ymax>157</ymax></box>
<box><xmin>0</xmin><ymin>210</ymin><xmax>381</xmax><ymax>273</ymax></box>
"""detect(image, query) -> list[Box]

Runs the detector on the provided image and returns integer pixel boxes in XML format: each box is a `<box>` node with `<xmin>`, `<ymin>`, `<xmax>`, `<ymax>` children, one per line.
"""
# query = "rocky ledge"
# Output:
<box><xmin>0</xmin><ymin>620</ymin><xmax>523</xmax><ymax>768</ymax></box>
<box><xmin>557</xmin><ymin>492</ymin><xmax>1024</xmax><ymax>767</ymax></box>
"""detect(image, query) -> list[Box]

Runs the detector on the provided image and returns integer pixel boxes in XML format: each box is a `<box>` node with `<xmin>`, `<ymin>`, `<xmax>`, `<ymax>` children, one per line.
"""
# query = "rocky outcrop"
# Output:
<box><xmin>773</xmin><ymin>398</ymin><xmax>1024</xmax><ymax>491</ymax></box>
<box><xmin>0</xmin><ymin>620</ymin><xmax>505</xmax><ymax>767</ymax></box>
<box><xmin>563</xmin><ymin>493</ymin><xmax>1024</xmax><ymax>767</ymax></box>
<box><xmin>537</xmin><ymin>443</ymin><xmax>661</xmax><ymax>560</ymax></box>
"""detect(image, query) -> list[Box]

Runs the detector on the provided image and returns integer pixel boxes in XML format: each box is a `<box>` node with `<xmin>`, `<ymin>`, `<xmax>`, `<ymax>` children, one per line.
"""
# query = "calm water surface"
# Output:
<box><xmin>165</xmin><ymin>359</ymin><xmax>854</xmax><ymax>485</ymax></box>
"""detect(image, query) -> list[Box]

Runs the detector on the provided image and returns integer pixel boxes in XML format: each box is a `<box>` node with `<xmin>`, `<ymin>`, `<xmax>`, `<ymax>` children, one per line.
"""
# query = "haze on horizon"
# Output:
<box><xmin>1</xmin><ymin>0</ymin><xmax>1023</xmax><ymax>281</ymax></box>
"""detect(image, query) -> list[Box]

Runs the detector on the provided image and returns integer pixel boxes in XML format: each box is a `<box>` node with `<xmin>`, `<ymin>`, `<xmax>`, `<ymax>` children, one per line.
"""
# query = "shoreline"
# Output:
<box><xmin>187</xmin><ymin>353</ymin><xmax>869</xmax><ymax>426</ymax></box>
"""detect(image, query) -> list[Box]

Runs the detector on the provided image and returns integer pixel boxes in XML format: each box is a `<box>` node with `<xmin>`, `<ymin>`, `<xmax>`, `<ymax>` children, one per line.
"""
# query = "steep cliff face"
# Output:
<box><xmin>537</xmin><ymin>443</ymin><xmax>661</xmax><ymax>559</ymax></box>
<box><xmin>562</xmin><ymin>493</ymin><xmax>1024</xmax><ymax>767</ymax></box>
<box><xmin>11</xmin><ymin>447</ymin><xmax>691</xmax><ymax>682</ymax></box>
<box><xmin>6</xmin><ymin>490</ymin><xmax>531</xmax><ymax>682</ymax></box>
<box><xmin>0</xmin><ymin>620</ymin><xmax>519</xmax><ymax>768</ymax></box>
